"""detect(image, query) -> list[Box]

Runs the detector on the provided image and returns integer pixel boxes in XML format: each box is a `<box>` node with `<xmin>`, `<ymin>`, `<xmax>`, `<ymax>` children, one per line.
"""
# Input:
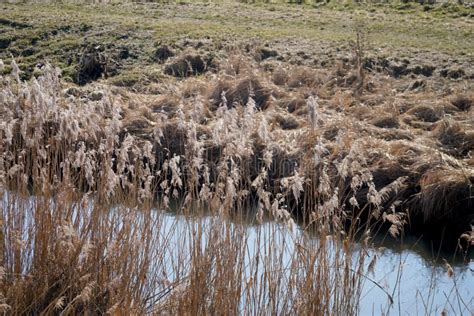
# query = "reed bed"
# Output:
<box><xmin>0</xmin><ymin>189</ymin><xmax>372</xmax><ymax>314</ymax></box>
<box><xmin>1</xmin><ymin>58</ymin><xmax>472</xmax><ymax>235</ymax></box>
<box><xmin>0</xmin><ymin>54</ymin><xmax>472</xmax><ymax>313</ymax></box>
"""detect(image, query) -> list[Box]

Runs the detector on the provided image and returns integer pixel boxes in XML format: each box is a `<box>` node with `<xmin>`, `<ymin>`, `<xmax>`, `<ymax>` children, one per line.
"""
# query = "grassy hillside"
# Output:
<box><xmin>1</xmin><ymin>1</ymin><xmax>472</xmax><ymax>82</ymax></box>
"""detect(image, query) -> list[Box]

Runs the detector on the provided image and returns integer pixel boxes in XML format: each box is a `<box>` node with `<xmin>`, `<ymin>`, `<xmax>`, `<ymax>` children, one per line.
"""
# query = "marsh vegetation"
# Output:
<box><xmin>0</xmin><ymin>0</ymin><xmax>473</xmax><ymax>314</ymax></box>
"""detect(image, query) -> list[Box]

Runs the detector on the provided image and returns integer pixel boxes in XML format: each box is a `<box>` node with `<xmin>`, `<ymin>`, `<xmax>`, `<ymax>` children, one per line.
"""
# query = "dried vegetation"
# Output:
<box><xmin>0</xmin><ymin>25</ymin><xmax>473</xmax><ymax>312</ymax></box>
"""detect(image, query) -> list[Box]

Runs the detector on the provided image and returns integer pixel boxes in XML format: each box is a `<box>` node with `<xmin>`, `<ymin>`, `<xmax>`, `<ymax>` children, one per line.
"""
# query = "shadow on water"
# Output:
<box><xmin>166</xmin><ymin>196</ymin><xmax>473</xmax><ymax>268</ymax></box>
<box><xmin>368</xmin><ymin>229</ymin><xmax>473</xmax><ymax>268</ymax></box>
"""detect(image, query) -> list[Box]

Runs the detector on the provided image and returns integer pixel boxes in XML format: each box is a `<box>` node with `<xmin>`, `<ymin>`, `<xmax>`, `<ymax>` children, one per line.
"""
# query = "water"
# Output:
<box><xmin>358</xmin><ymin>243</ymin><xmax>473</xmax><ymax>315</ymax></box>
<box><xmin>155</xmin><ymin>210</ymin><xmax>473</xmax><ymax>315</ymax></box>
<box><xmin>2</xmin><ymin>192</ymin><xmax>472</xmax><ymax>314</ymax></box>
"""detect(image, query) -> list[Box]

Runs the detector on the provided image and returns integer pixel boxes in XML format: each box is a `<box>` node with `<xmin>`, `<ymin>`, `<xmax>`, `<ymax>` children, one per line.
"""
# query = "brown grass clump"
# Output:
<box><xmin>164</xmin><ymin>54</ymin><xmax>207</xmax><ymax>77</ymax></box>
<box><xmin>284</xmin><ymin>97</ymin><xmax>306</xmax><ymax>115</ymax></box>
<box><xmin>433</xmin><ymin>120</ymin><xmax>474</xmax><ymax>158</ymax></box>
<box><xmin>159</xmin><ymin>119</ymin><xmax>188</xmax><ymax>156</ymax></box>
<box><xmin>332</xmin><ymin>138</ymin><xmax>473</xmax><ymax>237</ymax></box>
<box><xmin>375</xmin><ymin>141</ymin><xmax>474</xmax><ymax>231</ymax></box>
<box><xmin>154</xmin><ymin>45</ymin><xmax>175</xmax><ymax>63</ymax></box>
<box><xmin>450</xmin><ymin>94</ymin><xmax>473</xmax><ymax>111</ymax></box>
<box><xmin>371</xmin><ymin>115</ymin><xmax>400</xmax><ymax>129</ymax></box>
<box><xmin>180</xmin><ymin>78</ymin><xmax>209</xmax><ymax>98</ymax></box>
<box><xmin>151</xmin><ymin>95</ymin><xmax>181</xmax><ymax>116</ymax></box>
<box><xmin>270</xmin><ymin>112</ymin><xmax>300</xmax><ymax>130</ymax></box>
<box><xmin>371</xmin><ymin>127</ymin><xmax>414</xmax><ymax>141</ymax></box>
<box><xmin>287</xmin><ymin>67</ymin><xmax>320</xmax><ymax>88</ymax></box>
<box><xmin>271</xmin><ymin>67</ymin><xmax>289</xmax><ymax>86</ymax></box>
<box><xmin>417</xmin><ymin>167</ymin><xmax>474</xmax><ymax>227</ymax></box>
<box><xmin>208</xmin><ymin>79</ymin><xmax>232</xmax><ymax>108</ymax></box>
<box><xmin>440</xmin><ymin>102</ymin><xmax>462</xmax><ymax>115</ymax></box>
<box><xmin>224</xmin><ymin>54</ymin><xmax>252</xmax><ymax>76</ymax></box>
<box><xmin>255</xmin><ymin>47</ymin><xmax>278</xmax><ymax>61</ymax></box>
<box><xmin>122</xmin><ymin>116</ymin><xmax>155</xmax><ymax>140</ymax></box>
<box><xmin>405</xmin><ymin>104</ymin><xmax>442</xmax><ymax>123</ymax></box>
<box><xmin>209</xmin><ymin>77</ymin><xmax>271</xmax><ymax>110</ymax></box>
<box><xmin>75</xmin><ymin>45</ymin><xmax>110</xmax><ymax>85</ymax></box>
<box><xmin>230</xmin><ymin>77</ymin><xmax>271</xmax><ymax>110</ymax></box>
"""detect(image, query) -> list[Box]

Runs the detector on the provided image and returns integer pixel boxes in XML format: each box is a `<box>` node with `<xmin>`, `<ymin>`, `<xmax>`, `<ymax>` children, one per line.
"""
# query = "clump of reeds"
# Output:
<box><xmin>0</xmin><ymin>191</ymin><xmax>160</xmax><ymax>314</ymax></box>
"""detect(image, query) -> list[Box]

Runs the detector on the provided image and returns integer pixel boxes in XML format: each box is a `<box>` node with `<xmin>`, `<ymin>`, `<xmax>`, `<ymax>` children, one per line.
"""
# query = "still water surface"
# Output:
<box><xmin>157</xmin><ymin>210</ymin><xmax>473</xmax><ymax>315</ymax></box>
<box><xmin>4</xmin><ymin>193</ymin><xmax>472</xmax><ymax>315</ymax></box>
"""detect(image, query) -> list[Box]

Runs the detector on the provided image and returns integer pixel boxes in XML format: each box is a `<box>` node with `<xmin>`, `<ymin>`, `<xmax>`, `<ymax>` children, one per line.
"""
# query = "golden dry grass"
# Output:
<box><xmin>0</xmin><ymin>31</ymin><xmax>472</xmax><ymax>312</ymax></box>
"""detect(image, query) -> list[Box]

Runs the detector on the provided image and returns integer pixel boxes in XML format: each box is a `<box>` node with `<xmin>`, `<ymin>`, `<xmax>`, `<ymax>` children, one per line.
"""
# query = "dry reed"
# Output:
<box><xmin>0</xmin><ymin>51</ymin><xmax>472</xmax><ymax>313</ymax></box>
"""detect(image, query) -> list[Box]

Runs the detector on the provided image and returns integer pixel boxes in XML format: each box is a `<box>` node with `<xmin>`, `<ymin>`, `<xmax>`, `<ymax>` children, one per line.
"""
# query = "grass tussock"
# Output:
<box><xmin>405</xmin><ymin>104</ymin><xmax>442</xmax><ymax>123</ymax></box>
<box><xmin>371</xmin><ymin>115</ymin><xmax>400</xmax><ymax>129</ymax></box>
<box><xmin>433</xmin><ymin>120</ymin><xmax>474</xmax><ymax>158</ymax></box>
<box><xmin>418</xmin><ymin>167</ymin><xmax>474</xmax><ymax>226</ymax></box>
<box><xmin>209</xmin><ymin>77</ymin><xmax>271</xmax><ymax>110</ymax></box>
<box><xmin>164</xmin><ymin>54</ymin><xmax>207</xmax><ymax>78</ymax></box>
<box><xmin>153</xmin><ymin>45</ymin><xmax>175</xmax><ymax>63</ymax></box>
<box><xmin>450</xmin><ymin>94</ymin><xmax>473</xmax><ymax>111</ymax></box>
